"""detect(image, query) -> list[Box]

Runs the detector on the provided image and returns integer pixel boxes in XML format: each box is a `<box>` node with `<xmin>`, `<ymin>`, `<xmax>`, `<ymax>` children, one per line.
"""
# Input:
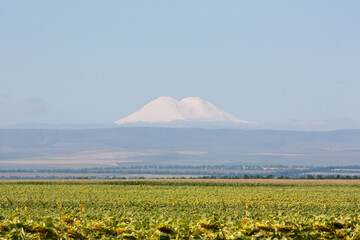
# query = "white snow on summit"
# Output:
<box><xmin>115</xmin><ymin>96</ymin><xmax>253</xmax><ymax>125</ymax></box>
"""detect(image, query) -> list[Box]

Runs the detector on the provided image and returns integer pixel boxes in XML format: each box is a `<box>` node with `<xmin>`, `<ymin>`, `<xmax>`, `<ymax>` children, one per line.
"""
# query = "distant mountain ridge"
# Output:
<box><xmin>115</xmin><ymin>96</ymin><xmax>254</xmax><ymax>126</ymax></box>
<box><xmin>1</xmin><ymin>127</ymin><xmax>360</xmax><ymax>167</ymax></box>
<box><xmin>0</xmin><ymin>123</ymin><xmax>116</xmax><ymax>130</ymax></box>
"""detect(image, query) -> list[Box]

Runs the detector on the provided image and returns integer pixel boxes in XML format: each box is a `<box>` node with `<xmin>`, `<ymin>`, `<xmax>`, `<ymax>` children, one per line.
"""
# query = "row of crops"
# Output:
<box><xmin>0</xmin><ymin>180</ymin><xmax>359</xmax><ymax>239</ymax></box>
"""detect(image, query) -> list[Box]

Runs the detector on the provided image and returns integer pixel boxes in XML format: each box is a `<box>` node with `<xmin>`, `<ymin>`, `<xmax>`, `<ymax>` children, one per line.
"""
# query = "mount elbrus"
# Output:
<box><xmin>115</xmin><ymin>96</ymin><xmax>254</xmax><ymax>127</ymax></box>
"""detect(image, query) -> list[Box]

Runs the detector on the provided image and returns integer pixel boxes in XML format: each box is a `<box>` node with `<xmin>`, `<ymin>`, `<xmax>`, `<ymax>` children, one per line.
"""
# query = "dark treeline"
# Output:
<box><xmin>1</xmin><ymin>165</ymin><xmax>360</xmax><ymax>180</ymax></box>
<box><xmin>201</xmin><ymin>174</ymin><xmax>359</xmax><ymax>180</ymax></box>
<box><xmin>0</xmin><ymin>174</ymin><xmax>359</xmax><ymax>180</ymax></box>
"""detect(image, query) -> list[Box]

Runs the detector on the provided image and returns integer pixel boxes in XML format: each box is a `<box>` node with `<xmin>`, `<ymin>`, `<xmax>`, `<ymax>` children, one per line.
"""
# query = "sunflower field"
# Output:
<box><xmin>0</xmin><ymin>180</ymin><xmax>359</xmax><ymax>239</ymax></box>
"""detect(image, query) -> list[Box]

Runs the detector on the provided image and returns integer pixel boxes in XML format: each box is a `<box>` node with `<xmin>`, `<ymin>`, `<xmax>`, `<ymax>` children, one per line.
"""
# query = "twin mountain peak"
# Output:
<box><xmin>115</xmin><ymin>96</ymin><xmax>253</xmax><ymax>126</ymax></box>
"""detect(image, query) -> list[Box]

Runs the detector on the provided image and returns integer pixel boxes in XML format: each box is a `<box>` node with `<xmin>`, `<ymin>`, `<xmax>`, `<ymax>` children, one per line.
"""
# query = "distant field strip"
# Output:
<box><xmin>2</xmin><ymin>178</ymin><xmax>360</xmax><ymax>184</ymax></box>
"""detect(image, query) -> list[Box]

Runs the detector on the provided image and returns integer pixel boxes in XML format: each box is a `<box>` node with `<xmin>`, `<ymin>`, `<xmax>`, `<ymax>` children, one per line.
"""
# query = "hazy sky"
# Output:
<box><xmin>1</xmin><ymin>1</ymin><xmax>360</xmax><ymax>130</ymax></box>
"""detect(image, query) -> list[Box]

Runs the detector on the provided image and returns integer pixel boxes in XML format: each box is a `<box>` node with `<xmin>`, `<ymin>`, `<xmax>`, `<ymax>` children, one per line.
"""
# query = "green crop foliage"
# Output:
<box><xmin>0</xmin><ymin>181</ymin><xmax>359</xmax><ymax>239</ymax></box>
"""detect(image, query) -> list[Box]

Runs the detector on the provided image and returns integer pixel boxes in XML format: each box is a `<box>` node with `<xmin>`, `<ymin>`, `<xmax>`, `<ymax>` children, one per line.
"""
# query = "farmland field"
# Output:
<box><xmin>0</xmin><ymin>180</ymin><xmax>360</xmax><ymax>239</ymax></box>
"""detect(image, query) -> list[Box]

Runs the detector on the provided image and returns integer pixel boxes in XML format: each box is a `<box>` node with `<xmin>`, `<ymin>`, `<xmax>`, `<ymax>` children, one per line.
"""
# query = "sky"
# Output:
<box><xmin>1</xmin><ymin>1</ymin><xmax>360</xmax><ymax>130</ymax></box>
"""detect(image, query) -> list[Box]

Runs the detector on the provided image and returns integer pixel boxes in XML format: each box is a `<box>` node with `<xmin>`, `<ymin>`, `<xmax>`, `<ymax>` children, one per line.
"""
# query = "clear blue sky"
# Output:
<box><xmin>1</xmin><ymin>1</ymin><xmax>359</xmax><ymax>130</ymax></box>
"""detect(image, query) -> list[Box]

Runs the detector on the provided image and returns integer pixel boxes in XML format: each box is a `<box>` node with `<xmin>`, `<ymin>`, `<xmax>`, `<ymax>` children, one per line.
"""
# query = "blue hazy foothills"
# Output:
<box><xmin>1</xmin><ymin>1</ymin><xmax>360</xmax><ymax>130</ymax></box>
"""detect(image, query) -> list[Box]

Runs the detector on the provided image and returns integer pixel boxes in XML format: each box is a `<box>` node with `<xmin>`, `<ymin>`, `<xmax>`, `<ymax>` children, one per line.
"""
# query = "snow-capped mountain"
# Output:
<box><xmin>115</xmin><ymin>96</ymin><xmax>254</xmax><ymax>126</ymax></box>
